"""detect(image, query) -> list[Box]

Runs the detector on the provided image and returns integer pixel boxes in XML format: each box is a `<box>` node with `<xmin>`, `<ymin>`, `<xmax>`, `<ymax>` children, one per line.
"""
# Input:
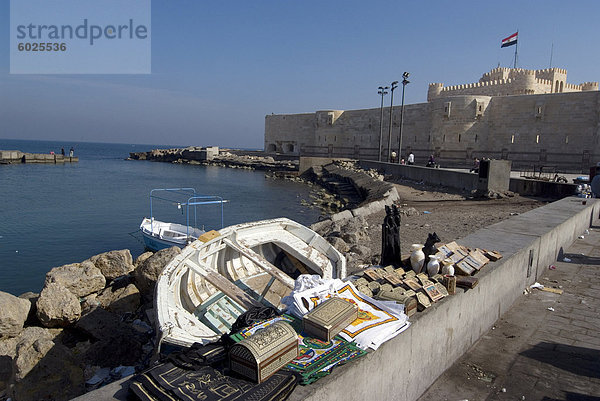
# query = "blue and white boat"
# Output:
<box><xmin>140</xmin><ymin>188</ymin><xmax>226</xmax><ymax>252</ymax></box>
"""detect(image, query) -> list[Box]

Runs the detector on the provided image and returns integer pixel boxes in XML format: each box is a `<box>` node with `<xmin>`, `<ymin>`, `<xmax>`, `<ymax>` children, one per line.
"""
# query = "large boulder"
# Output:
<box><xmin>75</xmin><ymin>308</ymin><xmax>147</xmax><ymax>367</ymax></box>
<box><xmin>0</xmin><ymin>336</ymin><xmax>19</xmax><ymax>393</ymax></box>
<box><xmin>45</xmin><ymin>260</ymin><xmax>106</xmax><ymax>298</ymax></box>
<box><xmin>89</xmin><ymin>249</ymin><xmax>134</xmax><ymax>281</ymax></box>
<box><xmin>10</xmin><ymin>326</ymin><xmax>84</xmax><ymax>401</ymax></box>
<box><xmin>134</xmin><ymin>251</ymin><xmax>154</xmax><ymax>268</ymax></box>
<box><xmin>36</xmin><ymin>283</ymin><xmax>82</xmax><ymax>328</ymax></box>
<box><xmin>18</xmin><ymin>292</ymin><xmax>40</xmax><ymax>326</ymax></box>
<box><xmin>0</xmin><ymin>292</ymin><xmax>31</xmax><ymax>338</ymax></box>
<box><xmin>327</xmin><ymin>236</ymin><xmax>350</xmax><ymax>253</ymax></box>
<box><xmin>97</xmin><ymin>282</ymin><xmax>141</xmax><ymax>315</ymax></box>
<box><xmin>134</xmin><ymin>246</ymin><xmax>181</xmax><ymax>299</ymax></box>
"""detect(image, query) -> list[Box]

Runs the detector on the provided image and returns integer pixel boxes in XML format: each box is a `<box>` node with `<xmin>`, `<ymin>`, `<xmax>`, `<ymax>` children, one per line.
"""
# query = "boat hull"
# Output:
<box><xmin>154</xmin><ymin>217</ymin><xmax>347</xmax><ymax>348</ymax></box>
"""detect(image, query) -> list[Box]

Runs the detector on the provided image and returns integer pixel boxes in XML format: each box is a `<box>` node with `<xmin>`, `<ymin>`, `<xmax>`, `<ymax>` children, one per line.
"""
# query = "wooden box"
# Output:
<box><xmin>303</xmin><ymin>297</ymin><xmax>358</xmax><ymax>342</ymax></box>
<box><xmin>229</xmin><ymin>321</ymin><xmax>298</xmax><ymax>383</ymax></box>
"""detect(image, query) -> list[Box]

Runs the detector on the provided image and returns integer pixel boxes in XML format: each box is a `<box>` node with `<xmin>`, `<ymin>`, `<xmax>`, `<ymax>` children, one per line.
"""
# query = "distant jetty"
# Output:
<box><xmin>0</xmin><ymin>150</ymin><xmax>79</xmax><ymax>164</ymax></box>
<box><xmin>129</xmin><ymin>146</ymin><xmax>297</xmax><ymax>171</ymax></box>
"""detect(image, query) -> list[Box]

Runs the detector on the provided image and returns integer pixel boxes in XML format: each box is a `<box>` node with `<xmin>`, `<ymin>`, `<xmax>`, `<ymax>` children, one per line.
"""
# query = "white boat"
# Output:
<box><xmin>140</xmin><ymin>188</ymin><xmax>226</xmax><ymax>252</ymax></box>
<box><xmin>155</xmin><ymin>217</ymin><xmax>347</xmax><ymax>348</ymax></box>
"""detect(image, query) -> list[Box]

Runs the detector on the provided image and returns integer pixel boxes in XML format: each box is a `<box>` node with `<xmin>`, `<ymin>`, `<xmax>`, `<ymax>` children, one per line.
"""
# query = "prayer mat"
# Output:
<box><xmin>130</xmin><ymin>362</ymin><xmax>297</xmax><ymax>401</ymax></box>
<box><xmin>231</xmin><ymin>315</ymin><xmax>366</xmax><ymax>385</ymax></box>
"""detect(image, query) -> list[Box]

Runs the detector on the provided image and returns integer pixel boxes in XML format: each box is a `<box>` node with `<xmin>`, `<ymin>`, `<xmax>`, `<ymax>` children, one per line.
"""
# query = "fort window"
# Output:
<box><xmin>444</xmin><ymin>102</ymin><xmax>451</xmax><ymax>117</ymax></box>
<box><xmin>555</xmin><ymin>80</ymin><xmax>559</xmax><ymax>93</ymax></box>
<box><xmin>267</xmin><ymin>143</ymin><xmax>277</xmax><ymax>152</ymax></box>
<box><xmin>560</xmin><ymin>81</ymin><xmax>564</xmax><ymax>92</ymax></box>
<box><xmin>458</xmin><ymin>134</ymin><xmax>462</xmax><ymax>142</ymax></box>
<box><xmin>536</xmin><ymin>134</ymin><xmax>540</xmax><ymax>144</ymax></box>
<box><xmin>443</xmin><ymin>135</ymin><xmax>446</xmax><ymax>142</ymax></box>
<box><xmin>428</xmin><ymin>135</ymin><xmax>431</xmax><ymax>142</ymax></box>
<box><xmin>286</xmin><ymin>144</ymin><xmax>294</xmax><ymax>153</ymax></box>
<box><xmin>511</xmin><ymin>135</ymin><xmax>515</xmax><ymax>144</ymax></box>
<box><xmin>334</xmin><ymin>136</ymin><xmax>337</xmax><ymax>142</ymax></box>
<box><xmin>414</xmin><ymin>135</ymin><xmax>417</xmax><ymax>143</ymax></box>
<box><xmin>565</xmin><ymin>135</ymin><xmax>569</xmax><ymax>144</ymax></box>
<box><xmin>475</xmin><ymin>134</ymin><xmax>478</xmax><ymax>142</ymax></box>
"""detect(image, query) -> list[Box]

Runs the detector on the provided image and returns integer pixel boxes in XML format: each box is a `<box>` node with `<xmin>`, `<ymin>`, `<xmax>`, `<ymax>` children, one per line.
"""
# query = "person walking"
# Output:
<box><xmin>407</xmin><ymin>152</ymin><xmax>414</xmax><ymax>165</ymax></box>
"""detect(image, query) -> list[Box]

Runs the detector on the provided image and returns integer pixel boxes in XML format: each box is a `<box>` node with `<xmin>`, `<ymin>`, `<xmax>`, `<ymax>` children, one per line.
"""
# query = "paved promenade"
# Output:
<box><xmin>419</xmin><ymin>227</ymin><xmax>600</xmax><ymax>401</ymax></box>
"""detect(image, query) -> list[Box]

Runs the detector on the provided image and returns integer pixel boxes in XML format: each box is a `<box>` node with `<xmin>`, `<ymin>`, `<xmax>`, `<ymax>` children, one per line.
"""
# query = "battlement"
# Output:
<box><xmin>427</xmin><ymin>66</ymin><xmax>597</xmax><ymax>100</ymax></box>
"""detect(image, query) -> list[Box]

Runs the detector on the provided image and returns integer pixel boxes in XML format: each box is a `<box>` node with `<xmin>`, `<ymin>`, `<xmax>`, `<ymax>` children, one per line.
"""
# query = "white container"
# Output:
<box><xmin>427</xmin><ymin>255</ymin><xmax>440</xmax><ymax>276</ymax></box>
<box><xmin>410</xmin><ymin>244</ymin><xmax>425</xmax><ymax>273</ymax></box>
<box><xmin>441</xmin><ymin>258</ymin><xmax>455</xmax><ymax>276</ymax></box>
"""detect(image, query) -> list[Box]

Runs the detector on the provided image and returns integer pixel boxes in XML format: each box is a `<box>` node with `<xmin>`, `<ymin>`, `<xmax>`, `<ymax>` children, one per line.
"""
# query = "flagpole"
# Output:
<box><xmin>514</xmin><ymin>30</ymin><xmax>519</xmax><ymax>68</ymax></box>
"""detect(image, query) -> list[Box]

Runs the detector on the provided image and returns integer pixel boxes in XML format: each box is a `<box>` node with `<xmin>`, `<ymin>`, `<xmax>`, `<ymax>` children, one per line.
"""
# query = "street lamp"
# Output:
<box><xmin>387</xmin><ymin>81</ymin><xmax>398</xmax><ymax>162</ymax></box>
<box><xmin>397</xmin><ymin>72</ymin><xmax>410</xmax><ymax>164</ymax></box>
<box><xmin>378</xmin><ymin>86</ymin><xmax>389</xmax><ymax>162</ymax></box>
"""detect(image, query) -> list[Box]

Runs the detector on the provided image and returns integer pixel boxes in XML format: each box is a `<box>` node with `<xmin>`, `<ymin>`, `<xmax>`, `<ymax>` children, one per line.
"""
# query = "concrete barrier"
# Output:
<box><xmin>360</xmin><ymin>160</ymin><xmax>479</xmax><ymax>191</ymax></box>
<box><xmin>289</xmin><ymin>196</ymin><xmax>600</xmax><ymax>401</ymax></box>
<box><xmin>361</xmin><ymin>160</ymin><xmax>577</xmax><ymax>197</ymax></box>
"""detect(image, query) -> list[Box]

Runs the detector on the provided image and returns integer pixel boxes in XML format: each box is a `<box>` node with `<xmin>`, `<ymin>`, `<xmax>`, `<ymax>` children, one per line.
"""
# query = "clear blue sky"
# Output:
<box><xmin>1</xmin><ymin>0</ymin><xmax>599</xmax><ymax>148</ymax></box>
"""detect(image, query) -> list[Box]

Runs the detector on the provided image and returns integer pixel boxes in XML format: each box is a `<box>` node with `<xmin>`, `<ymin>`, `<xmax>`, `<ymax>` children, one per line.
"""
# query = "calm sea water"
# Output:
<box><xmin>0</xmin><ymin>139</ymin><xmax>320</xmax><ymax>295</ymax></box>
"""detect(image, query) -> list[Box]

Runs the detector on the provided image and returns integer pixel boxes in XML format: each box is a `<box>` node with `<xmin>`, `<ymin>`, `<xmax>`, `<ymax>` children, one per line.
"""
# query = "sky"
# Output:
<box><xmin>1</xmin><ymin>0</ymin><xmax>599</xmax><ymax>149</ymax></box>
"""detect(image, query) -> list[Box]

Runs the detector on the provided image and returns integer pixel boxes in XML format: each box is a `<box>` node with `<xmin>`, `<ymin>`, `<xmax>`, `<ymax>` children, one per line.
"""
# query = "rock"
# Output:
<box><xmin>327</xmin><ymin>236</ymin><xmax>350</xmax><ymax>253</ymax></box>
<box><xmin>11</xmin><ymin>327</ymin><xmax>62</xmax><ymax>381</ymax></box>
<box><xmin>36</xmin><ymin>283</ymin><xmax>82</xmax><ymax>328</ymax></box>
<box><xmin>75</xmin><ymin>308</ymin><xmax>147</xmax><ymax>367</ymax></box>
<box><xmin>0</xmin><ymin>336</ymin><xmax>19</xmax><ymax>392</ymax></box>
<box><xmin>97</xmin><ymin>283</ymin><xmax>141</xmax><ymax>315</ymax></box>
<box><xmin>10</xmin><ymin>327</ymin><xmax>84</xmax><ymax>401</ymax></box>
<box><xmin>81</xmin><ymin>293</ymin><xmax>101</xmax><ymax>314</ymax></box>
<box><xmin>45</xmin><ymin>260</ymin><xmax>106</xmax><ymax>298</ymax></box>
<box><xmin>134</xmin><ymin>246</ymin><xmax>181</xmax><ymax>299</ymax></box>
<box><xmin>134</xmin><ymin>251</ymin><xmax>154</xmax><ymax>267</ymax></box>
<box><xmin>89</xmin><ymin>249</ymin><xmax>134</xmax><ymax>281</ymax></box>
<box><xmin>18</xmin><ymin>292</ymin><xmax>40</xmax><ymax>326</ymax></box>
<box><xmin>0</xmin><ymin>292</ymin><xmax>31</xmax><ymax>339</ymax></box>
<box><xmin>350</xmin><ymin>244</ymin><xmax>372</xmax><ymax>258</ymax></box>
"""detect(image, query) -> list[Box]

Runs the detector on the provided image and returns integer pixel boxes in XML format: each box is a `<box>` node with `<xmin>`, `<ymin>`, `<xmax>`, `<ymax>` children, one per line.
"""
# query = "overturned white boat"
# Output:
<box><xmin>155</xmin><ymin>218</ymin><xmax>346</xmax><ymax>348</ymax></box>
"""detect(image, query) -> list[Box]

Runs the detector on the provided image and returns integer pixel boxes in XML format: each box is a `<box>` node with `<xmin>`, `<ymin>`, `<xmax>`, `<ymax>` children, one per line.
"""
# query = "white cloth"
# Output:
<box><xmin>285</xmin><ymin>277</ymin><xmax>410</xmax><ymax>350</ymax></box>
<box><xmin>408</xmin><ymin>153</ymin><xmax>414</xmax><ymax>163</ymax></box>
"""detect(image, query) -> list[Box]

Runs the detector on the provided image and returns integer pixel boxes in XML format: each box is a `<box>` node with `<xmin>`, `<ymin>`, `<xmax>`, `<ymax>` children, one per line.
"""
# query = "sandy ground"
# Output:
<box><xmin>361</xmin><ymin>178</ymin><xmax>548</xmax><ymax>258</ymax></box>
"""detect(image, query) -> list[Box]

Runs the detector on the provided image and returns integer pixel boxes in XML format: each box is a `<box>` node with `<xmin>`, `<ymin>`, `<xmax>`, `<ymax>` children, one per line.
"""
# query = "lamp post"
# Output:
<box><xmin>378</xmin><ymin>86</ymin><xmax>389</xmax><ymax>162</ymax></box>
<box><xmin>397</xmin><ymin>72</ymin><xmax>410</xmax><ymax>164</ymax></box>
<box><xmin>387</xmin><ymin>81</ymin><xmax>398</xmax><ymax>162</ymax></box>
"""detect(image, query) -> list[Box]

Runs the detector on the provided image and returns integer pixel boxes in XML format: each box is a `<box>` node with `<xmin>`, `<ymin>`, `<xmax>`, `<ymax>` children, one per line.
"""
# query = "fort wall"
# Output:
<box><xmin>265</xmin><ymin>67</ymin><xmax>600</xmax><ymax>173</ymax></box>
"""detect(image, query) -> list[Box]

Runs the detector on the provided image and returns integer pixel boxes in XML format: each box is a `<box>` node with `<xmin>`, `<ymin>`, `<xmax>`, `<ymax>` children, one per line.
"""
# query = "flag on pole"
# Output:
<box><xmin>501</xmin><ymin>32</ymin><xmax>518</xmax><ymax>48</ymax></box>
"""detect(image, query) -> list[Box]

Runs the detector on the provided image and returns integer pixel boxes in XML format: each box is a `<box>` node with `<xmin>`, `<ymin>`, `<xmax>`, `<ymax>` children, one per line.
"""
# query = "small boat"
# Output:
<box><xmin>155</xmin><ymin>217</ymin><xmax>347</xmax><ymax>348</ymax></box>
<box><xmin>140</xmin><ymin>188</ymin><xmax>226</xmax><ymax>252</ymax></box>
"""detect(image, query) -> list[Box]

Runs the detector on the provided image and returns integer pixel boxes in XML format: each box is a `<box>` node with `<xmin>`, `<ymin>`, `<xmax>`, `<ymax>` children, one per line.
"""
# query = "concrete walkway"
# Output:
<box><xmin>419</xmin><ymin>228</ymin><xmax>600</xmax><ymax>401</ymax></box>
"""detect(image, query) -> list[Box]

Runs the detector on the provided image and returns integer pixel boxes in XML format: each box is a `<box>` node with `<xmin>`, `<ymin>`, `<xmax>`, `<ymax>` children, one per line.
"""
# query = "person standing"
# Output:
<box><xmin>61</xmin><ymin>147</ymin><xmax>65</xmax><ymax>156</ymax></box>
<box><xmin>69</xmin><ymin>147</ymin><xmax>74</xmax><ymax>157</ymax></box>
<box><xmin>407</xmin><ymin>152</ymin><xmax>414</xmax><ymax>165</ymax></box>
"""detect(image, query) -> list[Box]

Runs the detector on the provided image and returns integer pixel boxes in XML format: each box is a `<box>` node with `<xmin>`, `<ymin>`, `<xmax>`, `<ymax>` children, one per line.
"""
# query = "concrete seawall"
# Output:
<box><xmin>360</xmin><ymin>160</ymin><xmax>577</xmax><ymax>197</ymax></box>
<box><xmin>289</xmin><ymin>196</ymin><xmax>599</xmax><ymax>401</ymax></box>
<box><xmin>0</xmin><ymin>150</ymin><xmax>78</xmax><ymax>164</ymax></box>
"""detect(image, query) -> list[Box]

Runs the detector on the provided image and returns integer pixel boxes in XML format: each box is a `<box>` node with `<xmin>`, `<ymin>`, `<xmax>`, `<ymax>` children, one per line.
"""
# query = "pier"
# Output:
<box><xmin>0</xmin><ymin>150</ymin><xmax>79</xmax><ymax>164</ymax></box>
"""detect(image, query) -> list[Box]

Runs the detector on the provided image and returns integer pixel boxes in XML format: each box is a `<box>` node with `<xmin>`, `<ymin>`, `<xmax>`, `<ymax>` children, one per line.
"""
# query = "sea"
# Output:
<box><xmin>0</xmin><ymin>139</ymin><xmax>321</xmax><ymax>296</ymax></box>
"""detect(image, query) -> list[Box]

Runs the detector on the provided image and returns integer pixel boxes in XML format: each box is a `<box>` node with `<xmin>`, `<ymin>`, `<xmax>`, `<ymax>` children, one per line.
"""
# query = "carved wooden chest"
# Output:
<box><xmin>229</xmin><ymin>321</ymin><xmax>298</xmax><ymax>383</ymax></box>
<box><xmin>303</xmin><ymin>297</ymin><xmax>358</xmax><ymax>342</ymax></box>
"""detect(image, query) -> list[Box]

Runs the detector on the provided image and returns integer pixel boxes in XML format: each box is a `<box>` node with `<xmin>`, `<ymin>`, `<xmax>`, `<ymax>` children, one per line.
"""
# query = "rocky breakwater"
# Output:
<box><xmin>129</xmin><ymin>147</ymin><xmax>298</xmax><ymax>171</ymax></box>
<box><xmin>310</xmin><ymin>161</ymin><xmax>399</xmax><ymax>273</ymax></box>
<box><xmin>0</xmin><ymin>247</ymin><xmax>182</xmax><ymax>401</ymax></box>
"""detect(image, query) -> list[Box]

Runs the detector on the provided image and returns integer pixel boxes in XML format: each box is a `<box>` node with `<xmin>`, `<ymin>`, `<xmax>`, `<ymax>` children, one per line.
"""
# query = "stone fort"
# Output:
<box><xmin>264</xmin><ymin>67</ymin><xmax>599</xmax><ymax>172</ymax></box>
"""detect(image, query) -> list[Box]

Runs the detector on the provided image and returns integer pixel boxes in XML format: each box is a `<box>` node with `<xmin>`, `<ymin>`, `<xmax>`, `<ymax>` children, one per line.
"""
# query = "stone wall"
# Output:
<box><xmin>265</xmin><ymin>90</ymin><xmax>600</xmax><ymax>173</ymax></box>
